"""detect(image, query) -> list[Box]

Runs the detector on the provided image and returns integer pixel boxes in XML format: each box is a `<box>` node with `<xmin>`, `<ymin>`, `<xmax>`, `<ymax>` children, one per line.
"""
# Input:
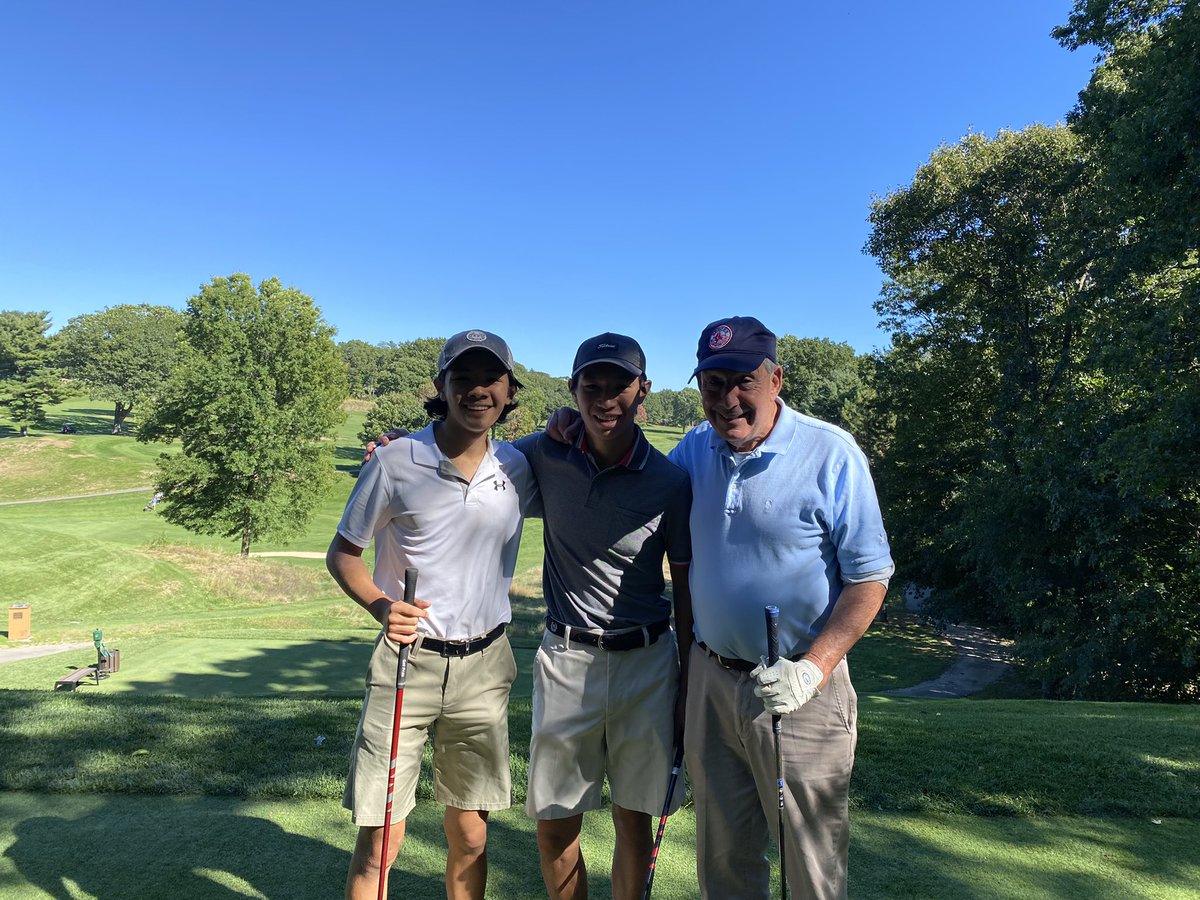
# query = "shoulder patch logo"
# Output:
<box><xmin>708</xmin><ymin>324</ymin><xmax>733</xmax><ymax>350</ymax></box>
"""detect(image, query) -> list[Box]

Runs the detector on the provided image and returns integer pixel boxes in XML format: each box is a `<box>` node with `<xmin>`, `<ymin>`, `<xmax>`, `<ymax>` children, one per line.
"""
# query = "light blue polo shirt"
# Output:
<box><xmin>668</xmin><ymin>400</ymin><xmax>893</xmax><ymax>662</ymax></box>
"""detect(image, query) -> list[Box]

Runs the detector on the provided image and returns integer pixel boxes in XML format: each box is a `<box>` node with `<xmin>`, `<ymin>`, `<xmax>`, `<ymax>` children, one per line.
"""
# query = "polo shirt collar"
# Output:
<box><xmin>409</xmin><ymin>423</ymin><xmax>499</xmax><ymax>479</ymax></box>
<box><xmin>577</xmin><ymin>426</ymin><xmax>650</xmax><ymax>471</ymax></box>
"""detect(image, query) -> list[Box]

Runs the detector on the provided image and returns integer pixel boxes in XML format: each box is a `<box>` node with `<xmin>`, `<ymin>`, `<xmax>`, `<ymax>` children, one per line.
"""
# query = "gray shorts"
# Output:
<box><xmin>526</xmin><ymin>626</ymin><xmax>683</xmax><ymax>819</ymax></box>
<box><xmin>343</xmin><ymin>630</ymin><xmax>517</xmax><ymax>826</ymax></box>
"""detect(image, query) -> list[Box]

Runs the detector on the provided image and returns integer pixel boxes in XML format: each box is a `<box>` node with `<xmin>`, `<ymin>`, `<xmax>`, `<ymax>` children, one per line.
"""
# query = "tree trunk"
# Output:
<box><xmin>240</xmin><ymin>525</ymin><xmax>251</xmax><ymax>558</ymax></box>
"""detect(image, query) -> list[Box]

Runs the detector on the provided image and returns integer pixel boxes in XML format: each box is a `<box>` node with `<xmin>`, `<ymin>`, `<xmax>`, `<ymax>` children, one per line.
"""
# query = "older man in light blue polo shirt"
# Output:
<box><xmin>668</xmin><ymin>316</ymin><xmax>894</xmax><ymax>900</ymax></box>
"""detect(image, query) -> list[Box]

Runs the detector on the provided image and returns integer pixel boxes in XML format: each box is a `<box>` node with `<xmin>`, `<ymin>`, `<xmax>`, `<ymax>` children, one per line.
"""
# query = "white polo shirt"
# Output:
<box><xmin>337</xmin><ymin>424</ymin><xmax>540</xmax><ymax>640</ymax></box>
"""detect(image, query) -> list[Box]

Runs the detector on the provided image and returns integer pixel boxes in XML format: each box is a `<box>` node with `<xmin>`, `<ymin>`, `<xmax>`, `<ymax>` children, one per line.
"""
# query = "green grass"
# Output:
<box><xmin>4</xmin><ymin>396</ymin><xmax>1200</xmax><ymax>897</ymax></box>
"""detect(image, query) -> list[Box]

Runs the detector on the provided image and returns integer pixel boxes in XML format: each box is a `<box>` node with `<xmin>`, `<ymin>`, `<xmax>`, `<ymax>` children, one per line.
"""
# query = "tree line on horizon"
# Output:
<box><xmin>1</xmin><ymin>1</ymin><xmax>1194</xmax><ymax>701</ymax></box>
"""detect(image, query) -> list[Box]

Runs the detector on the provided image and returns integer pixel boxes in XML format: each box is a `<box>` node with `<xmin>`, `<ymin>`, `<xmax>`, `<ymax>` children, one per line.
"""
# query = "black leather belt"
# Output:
<box><xmin>545</xmin><ymin>617</ymin><xmax>670</xmax><ymax>652</ymax></box>
<box><xmin>696</xmin><ymin>640</ymin><xmax>805</xmax><ymax>672</ymax></box>
<box><xmin>421</xmin><ymin>623</ymin><xmax>506</xmax><ymax>657</ymax></box>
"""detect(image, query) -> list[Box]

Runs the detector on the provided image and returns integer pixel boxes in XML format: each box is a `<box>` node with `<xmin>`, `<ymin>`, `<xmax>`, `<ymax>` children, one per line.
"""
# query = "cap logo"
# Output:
<box><xmin>466</xmin><ymin>330</ymin><xmax>487</xmax><ymax>342</ymax></box>
<box><xmin>708</xmin><ymin>325</ymin><xmax>733</xmax><ymax>350</ymax></box>
<box><xmin>598</xmin><ymin>342</ymin><xmax>616</xmax><ymax>350</ymax></box>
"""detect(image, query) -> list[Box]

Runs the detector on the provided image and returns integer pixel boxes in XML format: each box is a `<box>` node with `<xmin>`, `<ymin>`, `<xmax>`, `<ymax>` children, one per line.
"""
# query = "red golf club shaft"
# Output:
<box><xmin>641</xmin><ymin>743</ymin><xmax>685</xmax><ymax>899</ymax></box>
<box><xmin>378</xmin><ymin>566</ymin><xmax>418</xmax><ymax>900</ymax></box>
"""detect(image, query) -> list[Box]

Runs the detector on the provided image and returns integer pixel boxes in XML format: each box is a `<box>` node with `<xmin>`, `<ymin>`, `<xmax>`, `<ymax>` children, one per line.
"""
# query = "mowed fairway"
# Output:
<box><xmin>2</xmin><ymin>403</ymin><xmax>1199</xmax><ymax>898</ymax></box>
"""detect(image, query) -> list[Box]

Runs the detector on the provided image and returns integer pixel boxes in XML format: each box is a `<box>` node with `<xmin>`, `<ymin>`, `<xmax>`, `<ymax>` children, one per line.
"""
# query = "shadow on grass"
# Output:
<box><xmin>335</xmin><ymin>445</ymin><xmax>363</xmax><ymax>474</ymax></box>
<box><xmin>850</xmin><ymin>812</ymin><xmax>1200</xmax><ymax>898</ymax></box>
<box><xmin>5</xmin><ymin>801</ymin><xmax>362</xmax><ymax>899</ymax></box>
<box><xmin>0</xmin><ymin>405</ymin><xmax>131</xmax><ymax>438</ymax></box>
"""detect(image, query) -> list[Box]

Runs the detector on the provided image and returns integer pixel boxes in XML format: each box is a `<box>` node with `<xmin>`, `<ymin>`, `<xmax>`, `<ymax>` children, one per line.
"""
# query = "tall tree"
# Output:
<box><xmin>775</xmin><ymin>335</ymin><xmax>869</xmax><ymax>431</ymax></box>
<box><xmin>1055</xmin><ymin>0</ymin><xmax>1198</xmax><ymax>275</ymax></box>
<box><xmin>138</xmin><ymin>275</ymin><xmax>346</xmax><ymax>556</ymax></box>
<box><xmin>0</xmin><ymin>310</ymin><xmax>66</xmax><ymax>431</ymax></box>
<box><xmin>59</xmin><ymin>304</ymin><xmax>184</xmax><ymax>432</ymax></box>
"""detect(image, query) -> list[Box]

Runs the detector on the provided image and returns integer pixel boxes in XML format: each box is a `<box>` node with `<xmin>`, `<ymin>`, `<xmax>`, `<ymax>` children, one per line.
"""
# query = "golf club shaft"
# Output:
<box><xmin>641</xmin><ymin>743</ymin><xmax>685</xmax><ymax>900</ymax></box>
<box><xmin>765</xmin><ymin>606</ymin><xmax>789</xmax><ymax>900</ymax></box>
<box><xmin>377</xmin><ymin>566</ymin><xmax>418</xmax><ymax>900</ymax></box>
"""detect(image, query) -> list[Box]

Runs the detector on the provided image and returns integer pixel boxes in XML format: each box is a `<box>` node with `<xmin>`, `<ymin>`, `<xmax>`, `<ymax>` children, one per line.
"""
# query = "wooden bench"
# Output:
<box><xmin>54</xmin><ymin>667</ymin><xmax>98</xmax><ymax>691</ymax></box>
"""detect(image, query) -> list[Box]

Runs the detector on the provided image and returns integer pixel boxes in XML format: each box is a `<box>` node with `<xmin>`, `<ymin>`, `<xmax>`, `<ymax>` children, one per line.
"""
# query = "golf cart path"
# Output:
<box><xmin>880</xmin><ymin>623</ymin><xmax>1013</xmax><ymax>699</ymax></box>
<box><xmin>0</xmin><ymin>642</ymin><xmax>93</xmax><ymax>664</ymax></box>
<box><xmin>0</xmin><ymin>487</ymin><xmax>152</xmax><ymax>506</ymax></box>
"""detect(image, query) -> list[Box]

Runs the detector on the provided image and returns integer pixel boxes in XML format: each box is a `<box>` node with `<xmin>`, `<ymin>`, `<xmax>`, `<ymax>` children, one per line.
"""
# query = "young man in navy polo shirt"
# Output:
<box><xmin>514</xmin><ymin>333</ymin><xmax>692</xmax><ymax>900</ymax></box>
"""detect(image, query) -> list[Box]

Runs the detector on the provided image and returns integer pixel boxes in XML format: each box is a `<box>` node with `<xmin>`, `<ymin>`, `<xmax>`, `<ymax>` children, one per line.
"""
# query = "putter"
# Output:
<box><xmin>378</xmin><ymin>566</ymin><xmax>418</xmax><ymax>900</ymax></box>
<box><xmin>641</xmin><ymin>742</ymin><xmax>685</xmax><ymax>900</ymax></box>
<box><xmin>765</xmin><ymin>605</ymin><xmax>790</xmax><ymax>900</ymax></box>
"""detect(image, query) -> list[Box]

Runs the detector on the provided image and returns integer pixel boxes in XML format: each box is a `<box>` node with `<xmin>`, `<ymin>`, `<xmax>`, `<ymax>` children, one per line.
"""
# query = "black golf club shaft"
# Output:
<box><xmin>641</xmin><ymin>742</ymin><xmax>685</xmax><ymax>899</ymax></box>
<box><xmin>765</xmin><ymin>605</ymin><xmax>789</xmax><ymax>900</ymax></box>
<box><xmin>378</xmin><ymin>566</ymin><xmax>418</xmax><ymax>900</ymax></box>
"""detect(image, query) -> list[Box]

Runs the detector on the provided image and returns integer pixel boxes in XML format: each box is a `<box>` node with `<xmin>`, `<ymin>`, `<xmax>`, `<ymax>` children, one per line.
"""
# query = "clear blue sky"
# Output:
<box><xmin>1</xmin><ymin>1</ymin><xmax>1096</xmax><ymax>389</ymax></box>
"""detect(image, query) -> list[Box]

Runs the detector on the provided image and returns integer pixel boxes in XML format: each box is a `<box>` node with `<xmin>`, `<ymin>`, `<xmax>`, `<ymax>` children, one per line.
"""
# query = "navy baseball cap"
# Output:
<box><xmin>570</xmin><ymin>332</ymin><xmax>646</xmax><ymax>378</ymax></box>
<box><xmin>691</xmin><ymin>316</ymin><xmax>777</xmax><ymax>379</ymax></box>
<box><xmin>438</xmin><ymin>330</ymin><xmax>524</xmax><ymax>388</ymax></box>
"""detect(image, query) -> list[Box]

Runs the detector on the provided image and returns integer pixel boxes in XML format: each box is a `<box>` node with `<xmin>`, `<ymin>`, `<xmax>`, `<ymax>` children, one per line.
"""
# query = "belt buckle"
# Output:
<box><xmin>596</xmin><ymin>633</ymin><xmax>611</xmax><ymax>651</ymax></box>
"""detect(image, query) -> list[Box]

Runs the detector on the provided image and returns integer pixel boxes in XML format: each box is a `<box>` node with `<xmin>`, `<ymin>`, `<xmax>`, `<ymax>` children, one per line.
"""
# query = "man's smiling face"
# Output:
<box><xmin>697</xmin><ymin>361</ymin><xmax>782</xmax><ymax>452</ymax></box>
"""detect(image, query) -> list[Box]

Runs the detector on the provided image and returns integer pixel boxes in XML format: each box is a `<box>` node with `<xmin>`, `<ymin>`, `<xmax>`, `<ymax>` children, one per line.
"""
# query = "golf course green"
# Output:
<box><xmin>1</xmin><ymin>400</ymin><xmax>1197</xmax><ymax>898</ymax></box>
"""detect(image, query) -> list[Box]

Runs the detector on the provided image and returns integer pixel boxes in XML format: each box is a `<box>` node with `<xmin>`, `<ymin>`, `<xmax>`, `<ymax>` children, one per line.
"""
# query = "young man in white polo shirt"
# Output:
<box><xmin>327</xmin><ymin>330</ymin><xmax>540</xmax><ymax>900</ymax></box>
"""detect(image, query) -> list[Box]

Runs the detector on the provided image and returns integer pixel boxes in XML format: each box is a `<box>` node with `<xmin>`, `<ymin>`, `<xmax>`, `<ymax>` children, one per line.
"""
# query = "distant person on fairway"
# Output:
<box><xmin>326</xmin><ymin>330</ymin><xmax>539</xmax><ymax>900</ymax></box>
<box><xmin>515</xmin><ymin>333</ymin><xmax>692</xmax><ymax>900</ymax></box>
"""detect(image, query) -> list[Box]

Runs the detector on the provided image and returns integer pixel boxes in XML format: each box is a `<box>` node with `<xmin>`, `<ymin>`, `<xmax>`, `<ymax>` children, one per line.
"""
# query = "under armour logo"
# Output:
<box><xmin>494</xmin><ymin>480</ymin><xmax>507</xmax><ymax>491</ymax></box>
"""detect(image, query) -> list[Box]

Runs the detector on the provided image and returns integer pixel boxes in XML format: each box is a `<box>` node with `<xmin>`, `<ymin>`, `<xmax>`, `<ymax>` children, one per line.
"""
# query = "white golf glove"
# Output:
<box><xmin>751</xmin><ymin>657</ymin><xmax>824</xmax><ymax>715</ymax></box>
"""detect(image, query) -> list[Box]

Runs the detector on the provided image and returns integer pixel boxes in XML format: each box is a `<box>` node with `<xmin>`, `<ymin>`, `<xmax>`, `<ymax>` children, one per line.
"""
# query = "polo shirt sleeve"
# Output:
<box><xmin>337</xmin><ymin>453</ymin><xmax>398</xmax><ymax>549</ymax></box>
<box><xmin>509</xmin><ymin>434</ymin><xmax>544</xmax><ymax>519</ymax></box>
<box><xmin>828</xmin><ymin>445</ymin><xmax>894</xmax><ymax>583</ymax></box>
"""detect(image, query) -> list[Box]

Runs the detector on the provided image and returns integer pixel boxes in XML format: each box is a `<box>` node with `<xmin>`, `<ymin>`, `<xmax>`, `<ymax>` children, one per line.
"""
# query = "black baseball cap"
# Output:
<box><xmin>438</xmin><ymin>330</ymin><xmax>524</xmax><ymax>388</ymax></box>
<box><xmin>691</xmin><ymin>316</ymin><xmax>777</xmax><ymax>379</ymax></box>
<box><xmin>570</xmin><ymin>332</ymin><xmax>646</xmax><ymax>379</ymax></box>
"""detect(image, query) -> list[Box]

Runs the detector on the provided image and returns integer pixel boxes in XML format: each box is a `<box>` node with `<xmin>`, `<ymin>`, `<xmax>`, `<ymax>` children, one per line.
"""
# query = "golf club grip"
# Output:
<box><xmin>395</xmin><ymin>568</ymin><xmax>418</xmax><ymax>690</ymax></box>
<box><xmin>765</xmin><ymin>605</ymin><xmax>780</xmax><ymax>666</ymax></box>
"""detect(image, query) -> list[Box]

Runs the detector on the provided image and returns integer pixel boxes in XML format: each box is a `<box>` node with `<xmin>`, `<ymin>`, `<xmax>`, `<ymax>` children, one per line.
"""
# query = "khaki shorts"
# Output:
<box><xmin>526</xmin><ymin>627</ymin><xmax>683</xmax><ymax>819</ymax></box>
<box><xmin>343</xmin><ymin>630</ymin><xmax>517</xmax><ymax>826</ymax></box>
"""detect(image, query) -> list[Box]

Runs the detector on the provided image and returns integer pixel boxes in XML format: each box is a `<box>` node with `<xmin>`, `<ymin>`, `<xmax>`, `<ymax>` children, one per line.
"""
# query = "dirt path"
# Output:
<box><xmin>881</xmin><ymin>623</ymin><xmax>1013</xmax><ymax>698</ymax></box>
<box><xmin>0</xmin><ymin>642</ymin><xmax>93</xmax><ymax>664</ymax></box>
<box><xmin>0</xmin><ymin>487</ymin><xmax>152</xmax><ymax>506</ymax></box>
<box><xmin>248</xmin><ymin>551</ymin><xmax>325</xmax><ymax>559</ymax></box>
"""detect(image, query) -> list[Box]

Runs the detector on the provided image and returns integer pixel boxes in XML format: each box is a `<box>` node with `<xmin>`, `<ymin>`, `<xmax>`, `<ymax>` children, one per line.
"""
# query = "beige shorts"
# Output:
<box><xmin>343</xmin><ymin>630</ymin><xmax>517</xmax><ymax>826</ymax></box>
<box><xmin>526</xmin><ymin>627</ymin><xmax>683</xmax><ymax>819</ymax></box>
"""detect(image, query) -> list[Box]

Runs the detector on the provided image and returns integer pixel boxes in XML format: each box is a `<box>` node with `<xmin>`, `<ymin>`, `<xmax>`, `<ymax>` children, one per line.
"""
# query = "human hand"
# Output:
<box><xmin>374</xmin><ymin>595</ymin><xmax>431</xmax><ymax>645</ymax></box>
<box><xmin>751</xmin><ymin>657</ymin><xmax>823</xmax><ymax>715</ymax></box>
<box><xmin>545</xmin><ymin>407</ymin><xmax>582</xmax><ymax>444</ymax></box>
<box><xmin>362</xmin><ymin>429</ymin><xmax>407</xmax><ymax>464</ymax></box>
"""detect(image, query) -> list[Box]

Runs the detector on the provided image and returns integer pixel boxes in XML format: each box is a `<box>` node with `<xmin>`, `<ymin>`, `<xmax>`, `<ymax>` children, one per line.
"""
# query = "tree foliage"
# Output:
<box><xmin>775</xmin><ymin>335</ymin><xmax>871</xmax><ymax>432</ymax></box>
<box><xmin>59</xmin><ymin>304</ymin><xmax>184</xmax><ymax>431</ymax></box>
<box><xmin>0</xmin><ymin>310</ymin><xmax>67</xmax><ymax>428</ymax></box>
<box><xmin>138</xmin><ymin>275</ymin><xmax>346</xmax><ymax>556</ymax></box>
<box><xmin>1056</xmin><ymin>0</ymin><xmax>1200</xmax><ymax>278</ymax></box>
<box><xmin>643</xmin><ymin>387</ymin><xmax>703</xmax><ymax>430</ymax></box>
<box><xmin>359</xmin><ymin>392</ymin><xmax>430</xmax><ymax>445</ymax></box>
<box><xmin>866</xmin><ymin>105</ymin><xmax>1199</xmax><ymax>699</ymax></box>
